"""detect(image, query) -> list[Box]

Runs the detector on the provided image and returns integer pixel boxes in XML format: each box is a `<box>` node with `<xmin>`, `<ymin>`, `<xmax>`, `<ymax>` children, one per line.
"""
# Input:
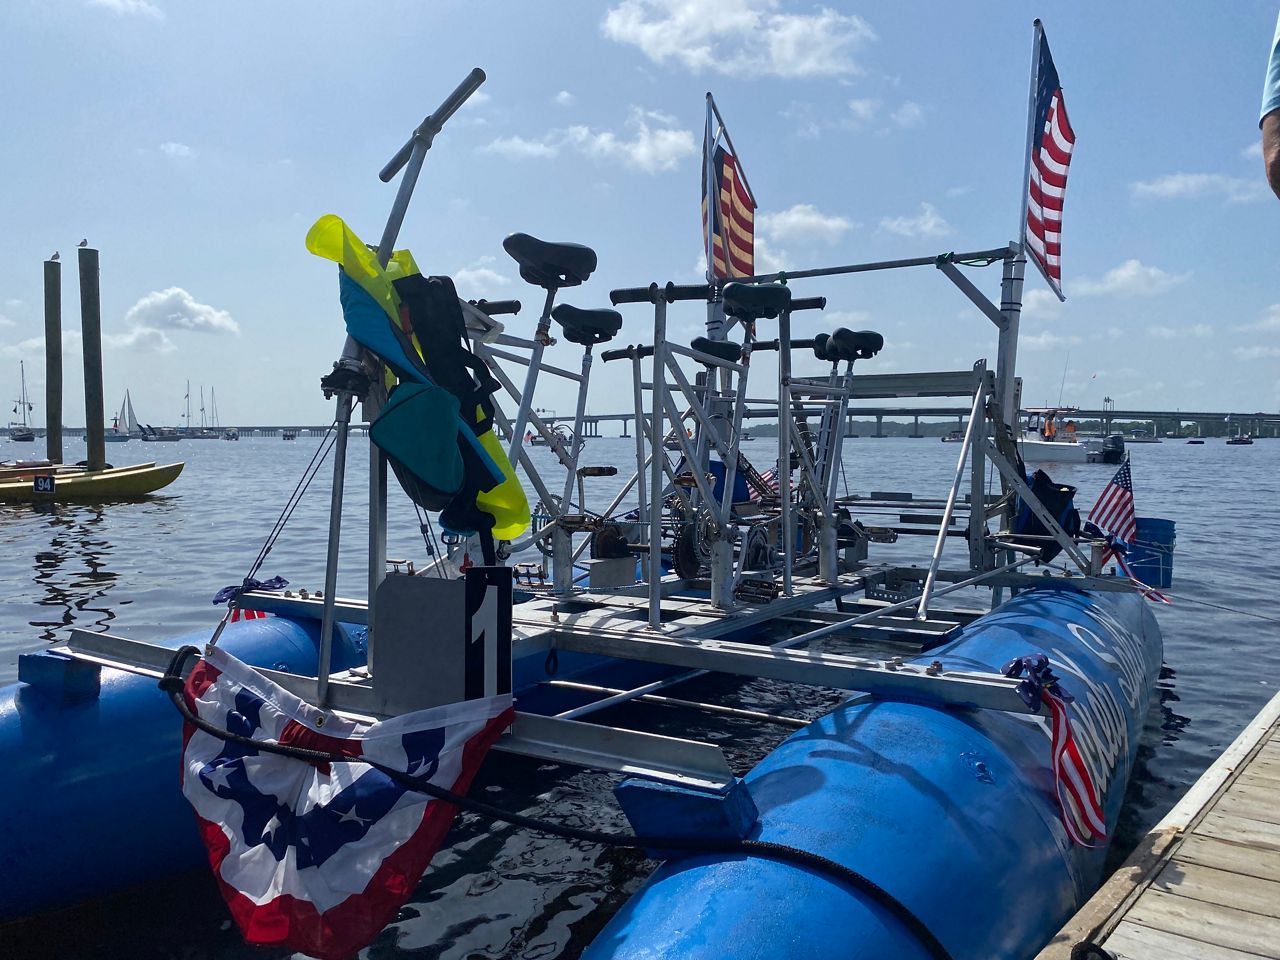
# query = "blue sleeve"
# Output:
<box><xmin>1263</xmin><ymin>10</ymin><xmax>1280</xmax><ymax>125</ymax></box>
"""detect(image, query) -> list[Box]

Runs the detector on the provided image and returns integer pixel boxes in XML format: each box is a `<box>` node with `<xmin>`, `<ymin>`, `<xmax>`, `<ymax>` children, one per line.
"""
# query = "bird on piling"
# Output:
<box><xmin>50</xmin><ymin>252</ymin><xmax>59</xmax><ymax>261</ymax></box>
<box><xmin>78</xmin><ymin>239</ymin><xmax>87</xmax><ymax>247</ymax></box>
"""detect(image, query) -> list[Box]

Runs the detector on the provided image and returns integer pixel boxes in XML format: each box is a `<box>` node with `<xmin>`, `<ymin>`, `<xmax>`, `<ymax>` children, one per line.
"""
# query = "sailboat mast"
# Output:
<box><xmin>200</xmin><ymin>386</ymin><xmax>206</xmax><ymax>429</ymax></box>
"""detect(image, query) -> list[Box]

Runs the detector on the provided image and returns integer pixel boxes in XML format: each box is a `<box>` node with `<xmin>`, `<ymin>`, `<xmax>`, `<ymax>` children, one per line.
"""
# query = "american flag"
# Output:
<box><xmin>1045</xmin><ymin>686</ymin><xmax>1107</xmax><ymax>846</ymax></box>
<box><xmin>1023</xmin><ymin>23</ymin><xmax>1076</xmax><ymax>298</ymax></box>
<box><xmin>747</xmin><ymin>467</ymin><xmax>779</xmax><ymax>502</ymax></box>
<box><xmin>703</xmin><ymin>106</ymin><xmax>755</xmax><ymax>279</ymax></box>
<box><xmin>1088</xmin><ymin>455</ymin><xmax>1136</xmax><ymax>548</ymax></box>
<box><xmin>180</xmin><ymin>646</ymin><xmax>514</xmax><ymax>960</ymax></box>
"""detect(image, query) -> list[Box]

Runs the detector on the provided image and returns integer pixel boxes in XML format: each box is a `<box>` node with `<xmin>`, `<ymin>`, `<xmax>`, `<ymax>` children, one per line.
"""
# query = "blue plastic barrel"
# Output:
<box><xmin>1127</xmin><ymin>517</ymin><xmax>1175</xmax><ymax>588</ymax></box>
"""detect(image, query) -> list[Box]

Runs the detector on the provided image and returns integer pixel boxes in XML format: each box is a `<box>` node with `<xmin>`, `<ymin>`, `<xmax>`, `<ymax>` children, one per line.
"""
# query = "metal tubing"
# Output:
<box><xmin>317</xmin><ymin>395</ymin><xmax>354</xmax><ymax>707</ymax></box>
<box><xmin>916</xmin><ymin>386</ymin><xmax>986</xmax><ymax>619</ymax></box>
<box><xmin>553</xmin><ymin>347</ymin><xmax>594</xmax><ymax>593</ymax></box>
<box><xmin>778</xmin><ymin>307</ymin><xmax>794</xmax><ymax>595</ymax></box>
<box><xmin>77</xmin><ymin>248</ymin><xmax>106</xmax><ymax>472</ymax></box>
<box><xmin>631</xmin><ymin>352</ymin><xmax>649</xmax><ymax>531</ymax></box>
<box><xmin>733</xmin><ymin>247</ymin><xmax>1010</xmax><ymax>287</ymax></box>
<box><xmin>648</xmin><ymin>300</ymin><xmax>667</xmax><ymax>628</ymax></box>
<box><xmin>507</xmin><ymin>288</ymin><xmax>556</xmax><ymax>467</ymax></box>
<box><xmin>42</xmin><ymin>259</ymin><xmax>62</xmax><ymax>463</ymax></box>
<box><xmin>995</xmin><ymin>246</ymin><xmax>1025</xmax><ymax>428</ymax></box>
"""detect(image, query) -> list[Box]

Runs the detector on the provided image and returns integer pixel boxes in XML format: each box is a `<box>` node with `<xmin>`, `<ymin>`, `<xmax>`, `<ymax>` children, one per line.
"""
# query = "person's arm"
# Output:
<box><xmin>1265</xmin><ymin>110</ymin><xmax>1280</xmax><ymax>200</ymax></box>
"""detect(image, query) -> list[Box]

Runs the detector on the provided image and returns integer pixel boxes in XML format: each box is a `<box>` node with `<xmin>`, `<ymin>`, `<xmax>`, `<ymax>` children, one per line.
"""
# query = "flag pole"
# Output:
<box><xmin>704</xmin><ymin>93</ymin><xmax>728</xmax><ymax>338</ymax></box>
<box><xmin>1017</xmin><ymin>19</ymin><xmax>1043</xmax><ymax>257</ymax></box>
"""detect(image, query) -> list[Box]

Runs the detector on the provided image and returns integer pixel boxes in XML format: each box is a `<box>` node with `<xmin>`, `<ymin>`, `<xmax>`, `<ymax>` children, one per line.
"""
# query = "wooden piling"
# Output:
<box><xmin>78</xmin><ymin>248</ymin><xmax>105</xmax><ymax>472</ymax></box>
<box><xmin>43</xmin><ymin>259</ymin><xmax>62</xmax><ymax>463</ymax></box>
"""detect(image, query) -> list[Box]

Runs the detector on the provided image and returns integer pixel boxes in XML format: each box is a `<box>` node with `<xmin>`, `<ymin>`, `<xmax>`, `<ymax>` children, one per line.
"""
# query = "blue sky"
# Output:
<box><xmin>2</xmin><ymin>1</ymin><xmax>1277</xmax><ymax>427</ymax></box>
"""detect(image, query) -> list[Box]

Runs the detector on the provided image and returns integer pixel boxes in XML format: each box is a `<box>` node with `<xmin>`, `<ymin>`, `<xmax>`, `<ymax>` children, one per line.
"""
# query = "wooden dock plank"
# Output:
<box><xmin>1124</xmin><ymin>887</ymin><xmax>1280</xmax><ymax>958</ymax></box>
<box><xmin>1214</xmin><ymin>778</ymin><xmax>1280</xmax><ymax>825</ymax></box>
<box><xmin>1196</xmin><ymin>811</ymin><xmax>1280</xmax><ymax>853</ymax></box>
<box><xmin>1105</xmin><ymin>920</ymin><xmax>1269</xmax><ymax>960</ymax></box>
<box><xmin>1174</xmin><ymin>833</ymin><xmax>1280</xmax><ymax>884</ymax></box>
<box><xmin>1152</xmin><ymin>860</ymin><xmax>1280</xmax><ymax>919</ymax></box>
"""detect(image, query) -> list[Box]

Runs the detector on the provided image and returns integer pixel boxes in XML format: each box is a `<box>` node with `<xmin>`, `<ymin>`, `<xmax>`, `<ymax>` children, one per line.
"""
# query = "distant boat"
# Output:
<box><xmin>941</xmin><ymin>429</ymin><xmax>964</xmax><ymax>443</ymax></box>
<box><xmin>179</xmin><ymin>381</ymin><xmax>219</xmax><ymax>439</ymax></box>
<box><xmin>740</xmin><ymin>432</ymin><xmax>754</xmax><ymax>442</ymax></box>
<box><xmin>1225</xmin><ymin>434</ymin><xmax>1254</xmax><ymax>445</ymax></box>
<box><xmin>1186</xmin><ymin>439</ymin><xmax>1205</xmax><ymax>445</ymax></box>
<box><xmin>9</xmin><ymin>361</ymin><xmax>35</xmax><ymax>442</ymax></box>
<box><xmin>1126</xmin><ymin>429</ymin><xmax>1162</xmax><ymax>444</ymax></box>
<box><xmin>1018</xmin><ymin>407</ymin><xmax>1103</xmax><ymax>463</ymax></box>
<box><xmin>281</xmin><ymin>430</ymin><xmax>297</xmax><ymax>441</ymax></box>
<box><xmin>222</xmin><ymin>427</ymin><xmax>240</xmax><ymax>441</ymax></box>
<box><xmin>140</xmin><ymin>424</ymin><xmax>180</xmax><ymax>443</ymax></box>
<box><xmin>105</xmin><ymin>391</ymin><xmax>140</xmax><ymax>443</ymax></box>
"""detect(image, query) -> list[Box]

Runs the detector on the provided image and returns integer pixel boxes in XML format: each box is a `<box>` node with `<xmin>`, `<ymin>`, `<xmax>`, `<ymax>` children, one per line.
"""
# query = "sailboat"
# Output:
<box><xmin>179</xmin><ymin>381</ymin><xmax>219</xmax><ymax>439</ymax></box>
<box><xmin>9</xmin><ymin>361</ymin><xmax>35</xmax><ymax>442</ymax></box>
<box><xmin>104</xmin><ymin>391</ymin><xmax>140</xmax><ymax>443</ymax></box>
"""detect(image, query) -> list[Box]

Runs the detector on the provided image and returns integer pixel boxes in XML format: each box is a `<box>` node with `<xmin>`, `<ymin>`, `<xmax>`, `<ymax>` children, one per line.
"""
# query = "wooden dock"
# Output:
<box><xmin>1035</xmin><ymin>688</ymin><xmax>1280</xmax><ymax>960</ymax></box>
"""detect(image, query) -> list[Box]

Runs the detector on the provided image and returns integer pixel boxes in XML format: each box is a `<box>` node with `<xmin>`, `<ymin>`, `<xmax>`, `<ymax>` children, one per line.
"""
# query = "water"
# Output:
<box><xmin>3</xmin><ymin>435</ymin><xmax>1279</xmax><ymax>959</ymax></box>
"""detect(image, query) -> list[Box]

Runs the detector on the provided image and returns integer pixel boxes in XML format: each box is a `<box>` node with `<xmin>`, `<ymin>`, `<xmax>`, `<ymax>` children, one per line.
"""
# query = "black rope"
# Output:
<box><xmin>160</xmin><ymin>647</ymin><xmax>954</xmax><ymax>960</ymax></box>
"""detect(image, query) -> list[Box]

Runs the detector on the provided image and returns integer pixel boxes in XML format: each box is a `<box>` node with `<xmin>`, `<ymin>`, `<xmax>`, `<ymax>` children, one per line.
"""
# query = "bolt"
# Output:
<box><xmin>926</xmin><ymin>660</ymin><xmax>943</xmax><ymax>676</ymax></box>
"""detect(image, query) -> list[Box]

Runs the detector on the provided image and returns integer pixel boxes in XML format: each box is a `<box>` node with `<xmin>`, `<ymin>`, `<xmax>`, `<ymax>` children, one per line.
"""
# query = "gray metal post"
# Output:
<box><xmin>995</xmin><ymin>244</ymin><xmax>1025</xmax><ymax>428</ymax></box>
<box><xmin>43</xmin><ymin>259</ymin><xmax>62</xmax><ymax>463</ymax></box>
<box><xmin>507</xmin><ymin>287</ymin><xmax>557</xmax><ymax>468</ymax></box>
<box><xmin>77</xmin><ymin>248</ymin><xmax>106</xmax><ymax>472</ymax></box>
<box><xmin>778</xmin><ymin>307</ymin><xmax>793</xmax><ymax>595</ymax></box>
<box><xmin>317</xmin><ymin>394</ymin><xmax>353</xmax><ymax>707</ymax></box>
<box><xmin>649</xmin><ymin>300</ymin><xmax>667</xmax><ymax>628</ymax></box>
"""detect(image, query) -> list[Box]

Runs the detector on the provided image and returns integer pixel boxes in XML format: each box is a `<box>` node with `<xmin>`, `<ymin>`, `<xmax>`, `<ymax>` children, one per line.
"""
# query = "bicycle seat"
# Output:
<box><xmin>552</xmin><ymin>304</ymin><xmax>622</xmax><ymax>345</ymax></box>
<box><xmin>690</xmin><ymin>336</ymin><xmax>742</xmax><ymax>363</ymax></box>
<box><xmin>503</xmin><ymin>233</ymin><xmax>597</xmax><ymax>289</ymax></box>
<box><xmin>722</xmin><ymin>282</ymin><xmax>791</xmax><ymax>321</ymax></box>
<box><xmin>822</xmin><ymin>327</ymin><xmax>883</xmax><ymax>361</ymax></box>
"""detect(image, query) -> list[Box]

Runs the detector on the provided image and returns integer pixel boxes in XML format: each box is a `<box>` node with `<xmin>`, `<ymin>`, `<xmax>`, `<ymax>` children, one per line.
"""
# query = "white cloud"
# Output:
<box><xmin>601</xmin><ymin>0</ymin><xmax>876</xmax><ymax>78</ymax></box>
<box><xmin>0</xmin><ymin>314</ymin><xmax>14</xmax><ymax>328</ymax></box>
<box><xmin>88</xmin><ymin>0</ymin><xmax>162</xmax><ymax>17</ymax></box>
<box><xmin>879</xmin><ymin>202</ymin><xmax>950</xmax><ymax>238</ymax></box>
<box><xmin>1234</xmin><ymin>304</ymin><xmax>1280</xmax><ymax>332</ymax></box>
<box><xmin>1242</xmin><ymin>141</ymin><xmax>1264</xmax><ymax>159</ymax></box>
<box><xmin>1131</xmin><ymin>172</ymin><xmax>1267</xmax><ymax>204</ymax></box>
<box><xmin>0</xmin><ymin>332</ymin><xmax>79</xmax><ymax>360</ymax></box>
<box><xmin>824</xmin><ymin>309</ymin><xmax>872</xmax><ymax>327</ymax></box>
<box><xmin>1074</xmin><ymin>259</ymin><xmax>1188</xmax><ymax>297</ymax></box>
<box><xmin>113</xmin><ymin>288</ymin><xmax>237</xmax><ymax>353</ymax></box>
<box><xmin>890</xmin><ymin>101</ymin><xmax>923</xmax><ymax>128</ymax></box>
<box><xmin>758</xmin><ymin>204</ymin><xmax>853</xmax><ymax>246</ymax></box>
<box><xmin>1233</xmin><ymin>345</ymin><xmax>1280</xmax><ymax>361</ymax></box>
<box><xmin>847</xmin><ymin>98</ymin><xmax>880</xmax><ymax>124</ymax></box>
<box><xmin>553</xmin><ymin>90</ymin><xmax>576</xmax><ymax>107</ymax></box>
<box><xmin>1020</xmin><ymin>288</ymin><xmax>1063</xmax><ymax>320</ymax></box>
<box><xmin>946</xmin><ymin>185</ymin><xmax>974</xmax><ymax>198</ymax></box>
<box><xmin>1145</xmin><ymin>323</ymin><xmax>1212</xmax><ymax>340</ymax></box>
<box><xmin>159</xmin><ymin>141</ymin><xmax>194</xmax><ymax>159</ymax></box>
<box><xmin>484</xmin><ymin>135</ymin><xmax>559</xmax><ymax>160</ymax></box>
<box><xmin>485</xmin><ymin>108</ymin><xmax>696</xmax><ymax>174</ymax></box>
<box><xmin>752</xmin><ymin>235</ymin><xmax>789</xmax><ymax>275</ymax></box>
<box><xmin>1021</xmin><ymin>331</ymin><xmax>1082</xmax><ymax>351</ymax></box>
<box><xmin>453</xmin><ymin>257</ymin><xmax>513</xmax><ymax>299</ymax></box>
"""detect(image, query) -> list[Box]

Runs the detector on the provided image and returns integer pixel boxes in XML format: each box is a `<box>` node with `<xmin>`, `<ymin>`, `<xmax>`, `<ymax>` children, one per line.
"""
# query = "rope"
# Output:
<box><xmin>160</xmin><ymin>646</ymin><xmax>954</xmax><ymax>960</ymax></box>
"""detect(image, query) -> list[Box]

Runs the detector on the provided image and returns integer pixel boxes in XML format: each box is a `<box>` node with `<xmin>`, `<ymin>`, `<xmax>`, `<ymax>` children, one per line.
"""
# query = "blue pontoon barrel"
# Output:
<box><xmin>585</xmin><ymin>588</ymin><xmax>1161</xmax><ymax>960</ymax></box>
<box><xmin>0</xmin><ymin>618</ymin><xmax>366</xmax><ymax>920</ymax></box>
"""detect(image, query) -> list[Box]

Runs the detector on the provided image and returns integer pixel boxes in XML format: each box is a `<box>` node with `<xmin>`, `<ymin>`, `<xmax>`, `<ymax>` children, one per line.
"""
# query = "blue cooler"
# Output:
<box><xmin>1126</xmin><ymin>517</ymin><xmax>1175</xmax><ymax>588</ymax></box>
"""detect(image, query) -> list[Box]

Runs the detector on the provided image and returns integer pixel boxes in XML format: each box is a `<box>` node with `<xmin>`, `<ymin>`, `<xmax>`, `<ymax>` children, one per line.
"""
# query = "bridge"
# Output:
<box><xmin>8</xmin><ymin>407</ymin><xmax>1277</xmax><ymax>442</ymax></box>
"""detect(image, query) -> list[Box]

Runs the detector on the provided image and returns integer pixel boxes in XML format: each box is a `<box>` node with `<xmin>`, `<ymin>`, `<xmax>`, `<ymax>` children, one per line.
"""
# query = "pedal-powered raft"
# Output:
<box><xmin>1</xmin><ymin>66</ymin><xmax>1170</xmax><ymax>960</ymax></box>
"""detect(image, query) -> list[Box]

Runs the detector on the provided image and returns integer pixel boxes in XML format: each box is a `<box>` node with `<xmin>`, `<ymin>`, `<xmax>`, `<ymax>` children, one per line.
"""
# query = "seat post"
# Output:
<box><xmin>777</xmin><ymin>305</ymin><xmax>794</xmax><ymax>597</ymax></box>
<box><xmin>552</xmin><ymin>341</ymin><xmax>595</xmax><ymax>594</ymax></box>
<box><xmin>507</xmin><ymin>286</ymin><xmax>558</xmax><ymax>469</ymax></box>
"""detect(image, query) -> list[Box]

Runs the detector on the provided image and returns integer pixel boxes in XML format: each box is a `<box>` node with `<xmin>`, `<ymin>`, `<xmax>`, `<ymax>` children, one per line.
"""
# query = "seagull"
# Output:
<box><xmin>77</xmin><ymin>239</ymin><xmax>87</xmax><ymax>247</ymax></box>
<box><xmin>50</xmin><ymin>252</ymin><xmax>59</xmax><ymax>261</ymax></box>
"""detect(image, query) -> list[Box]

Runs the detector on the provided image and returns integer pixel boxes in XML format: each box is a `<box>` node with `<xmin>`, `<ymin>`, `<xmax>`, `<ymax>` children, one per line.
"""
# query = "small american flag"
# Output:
<box><xmin>1088</xmin><ymin>455</ymin><xmax>1137</xmax><ymax>548</ymax></box>
<box><xmin>702</xmin><ymin>105</ymin><xmax>755</xmax><ymax>279</ymax></box>
<box><xmin>1045</xmin><ymin>686</ymin><xmax>1107</xmax><ymax>846</ymax></box>
<box><xmin>747</xmin><ymin>467</ymin><xmax>779</xmax><ymax>502</ymax></box>
<box><xmin>1023</xmin><ymin>23</ymin><xmax>1076</xmax><ymax>298</ymax></box>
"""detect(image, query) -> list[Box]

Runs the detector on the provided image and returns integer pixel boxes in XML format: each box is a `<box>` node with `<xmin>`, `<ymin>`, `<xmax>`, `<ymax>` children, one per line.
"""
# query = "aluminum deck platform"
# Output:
<box><xmin>1034</xmin><ymin>687</ymin><xmax>1280</xmax><ymax>960</ymax></box>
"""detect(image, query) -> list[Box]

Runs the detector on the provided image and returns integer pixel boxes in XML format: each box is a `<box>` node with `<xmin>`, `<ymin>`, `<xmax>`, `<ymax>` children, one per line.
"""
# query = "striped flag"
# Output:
<box><xmin>1045</xmin><ymin>687</ymin><xmax>1107</xmax><ymax>846</ymax></box>
<box><xmin>703</xmin><ymin>99</ymin><xmax>756</xmax><ymax>280</ymax></box>
<box><xmin>1022</xmin><ymin>22</ymin><xmax>1076</xmax><ymax>299</ymax></box>
<box><xmin>1088</xmin><ymin>455</ymin><xmax>1137</xmax><ymax>549</ymax></box>
<box><xmin>747</xmin><ymin>467</ymin><xmax>779</xmax><ymax>502</ymax></box>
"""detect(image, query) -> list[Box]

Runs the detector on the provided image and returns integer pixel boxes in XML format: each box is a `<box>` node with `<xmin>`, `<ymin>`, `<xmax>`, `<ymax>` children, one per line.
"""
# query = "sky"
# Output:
<box><xmin>2</xmin><ymin>0</ymin><xmax>1278</xmax><ymax>428</ymax></box>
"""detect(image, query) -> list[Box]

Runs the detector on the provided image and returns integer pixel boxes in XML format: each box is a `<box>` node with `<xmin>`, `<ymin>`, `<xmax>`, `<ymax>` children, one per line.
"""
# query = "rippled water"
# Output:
<box><xmin>2</xmin><ymin>434</ymin><xmax>1278</xmax><ymax>959</ymax></box>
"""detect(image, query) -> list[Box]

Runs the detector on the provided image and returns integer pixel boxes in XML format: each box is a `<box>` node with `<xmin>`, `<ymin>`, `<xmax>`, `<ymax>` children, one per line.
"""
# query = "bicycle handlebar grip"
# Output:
<box><xmin>609</xmin><ymin>283</ymin><xmax>661</xmax><ymax>306</ymax></box>
<box><xmin>664</xmin><ymin>282</ymin><xmax>712</xmax><ymax>303</ymax></box>
<box><xmin>750</xmin><ymin>340</ymin><xmax>780</xmax><ymax>352</ymax></box>
<box><xmin>380</xmin><ymin>68</ymin><xmax>487</xmax><ymax>182</ymax></box>
<box><xmin>601</xmin><ymin>347</ymin><xmax>630</xmax><ymax>362</ymax></box>
<box><xmin>470</xmin><ymin>299</ymin><xmax>521</xmax><ymax>316</ymax></box>
<box><xmin>789</xmin><ymin>296</ymin><xmax>827</xmax><ymax>312</ymax></box>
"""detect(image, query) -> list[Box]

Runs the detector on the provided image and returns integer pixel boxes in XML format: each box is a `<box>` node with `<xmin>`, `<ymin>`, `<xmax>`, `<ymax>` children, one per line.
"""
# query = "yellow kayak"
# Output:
<box><xmin>0</xmin><ymin>462</ymin><xmax>183</xmax><ymax>502</ymax></box>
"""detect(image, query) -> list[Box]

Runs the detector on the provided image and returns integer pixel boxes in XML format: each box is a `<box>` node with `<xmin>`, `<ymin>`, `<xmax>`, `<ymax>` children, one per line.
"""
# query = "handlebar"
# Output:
<box><xmin>469</xmin><ymin>299</ymin><xmax>521</xmax><ymax>316</ymax></box>
<box><xmin>664</xmin><ymin>282</ymin><xmax>711</xmax><ymax>303</ymax></box>
<box><xmin>789</xmin><ymin>296</ymin><xmax>827</xmax><ymax>312</ymax></box>
<box><xmin>380</xmin><ymin>68</ymin><xmax>487</xmax><ymax>182</ymax></box>
<box><xmin>601</xmin><ymin>344</ymin><xmax>656</xmax><ymax>362</ymax></box>
<box><xmin>609</xmin><ymin>283</ymin><xmax>661</xmax><ymax>306</ymax></box>
<box><xmin>749</xmin><ymin>338</ymin><xmax>818</xmax><ymax>353</ymax></box>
